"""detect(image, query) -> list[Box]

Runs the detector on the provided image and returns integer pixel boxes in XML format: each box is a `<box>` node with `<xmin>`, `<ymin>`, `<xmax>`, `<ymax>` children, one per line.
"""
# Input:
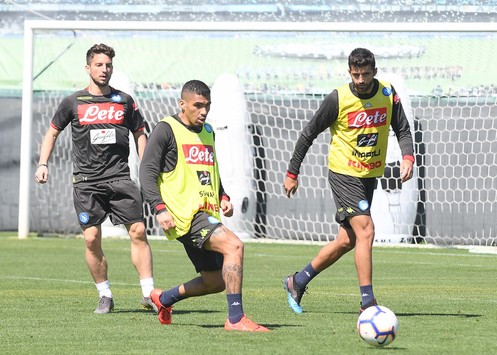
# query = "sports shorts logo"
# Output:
<box><xmin>207</xmin><ymin>216</ymin><xmax>220</xmax><ymax>224</ymax></box>
<box><xmin>358</xmin><ymin>200</ymin><xmax>369</xmax><ymax>211</ymax></box>
<box><xmin>79</xmin><ymin>212</ymin><xmax>90</xmax><ymax>224</ymax></box>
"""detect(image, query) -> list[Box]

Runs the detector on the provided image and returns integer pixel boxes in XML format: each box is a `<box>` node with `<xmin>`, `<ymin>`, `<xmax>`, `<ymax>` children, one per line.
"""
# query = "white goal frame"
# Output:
<box><xmin>19</xmin><ymin>20</ymin><xmax>497</xmax><ymax>239</ymax></box>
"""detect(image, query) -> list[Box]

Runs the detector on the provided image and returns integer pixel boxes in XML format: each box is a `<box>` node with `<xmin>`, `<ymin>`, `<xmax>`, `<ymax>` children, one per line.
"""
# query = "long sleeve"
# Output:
<box><xmin>287</xmin><ymin>90</ymin><xmax>339</xmax><ymax>176</ymax></box>
<box><xmin>139</xmin><ymin>121</ymin><xmax>176</xmax><ymax>214</ymax></box>
<box><xmin>390</xmin><ymin>86</ymin><xmax>415</xmax><ymax>159</ymax></box>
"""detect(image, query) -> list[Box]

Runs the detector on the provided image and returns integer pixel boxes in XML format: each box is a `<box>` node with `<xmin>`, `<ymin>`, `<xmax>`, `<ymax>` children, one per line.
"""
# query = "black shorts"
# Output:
<box><xmin>328</xmin><ymin>170</ymin><xmax>376</xmax><ymax>228</ymax></box>
<box><xmin>73</xmin><ymin>179</ymin><xmax>144</xmax><ymax>227</ymax></box>
<box><xmin>176</xmin><ymin>211</ymin><xmax>223</xmax><ymax>273</ymax></box>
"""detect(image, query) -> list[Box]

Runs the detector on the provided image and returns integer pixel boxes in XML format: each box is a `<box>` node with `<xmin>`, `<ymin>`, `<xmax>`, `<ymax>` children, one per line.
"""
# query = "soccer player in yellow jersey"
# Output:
<box><xmin>283</xmin><ymin>48</ymin><xmax>415</xmax><ymax>314</ymax></box>
<box><xmin>140</xmin><ymin>80</ymin><xmax>269</xmax><ymax>332</ymax></box>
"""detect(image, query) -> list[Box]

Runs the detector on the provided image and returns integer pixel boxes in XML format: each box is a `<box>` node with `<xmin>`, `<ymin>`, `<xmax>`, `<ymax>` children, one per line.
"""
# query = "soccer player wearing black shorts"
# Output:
<box><xmin>35</xmin><ymin>44</ymin><xmax>156</xmax><ymax>314</ymax></box>
<box><xmin>282</xmin><ymin>48</ymin><xmax>415</xmax><ymax>314</ymax></box>
<box><xmin>139</xmin><ymin>80</ymin><xmax>269</xmax><ymax>332</ymax></box>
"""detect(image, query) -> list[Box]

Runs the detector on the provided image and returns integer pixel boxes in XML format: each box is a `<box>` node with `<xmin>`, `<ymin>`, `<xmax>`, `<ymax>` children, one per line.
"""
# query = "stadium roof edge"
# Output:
<box><xmin>23</xmin><ymin>20</ymin><xmax>497</xmax><ymax>33</ymax></box>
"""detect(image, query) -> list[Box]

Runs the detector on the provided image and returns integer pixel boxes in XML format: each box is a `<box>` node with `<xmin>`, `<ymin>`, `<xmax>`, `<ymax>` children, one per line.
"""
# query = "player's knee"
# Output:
<box><xmin>209</xmin><ymin>228</ymin><xmax>244</xmax><ymax>257</ymax></box>
<box><xmin>357</xmin><ymin>229</ymin><xmax>375</xmax><ymax>245</ymax></box>
<box><xmin>127</xmin><ymin>222</ymin><xmax>147</xmax><ymax>241</ymax></box>
<box><xmin>207</xmin><ymin>278</ymin><xmax>225</xmax><ymax>294</ymax></box>
<box><xmin>228</xmin><ymin>237</ymin><xmax>244</xmax><ymax>257</ymax></box>
<box><xmin>363</xmin><ymin>226</ymin><xmax>375</xmax><ymax>241</ymax></box>
<box><xmin>340</xmin><ymin>238</ymin><xmax>355</xmax><ymax>252</ymax></box>
<box><xmin>85</xmin><ymin>235</ymin><xmax>101</xmax><ymax>252</ymax></box>
<box><xmin>199</xmin><ymin>274</ymin><xmax>225</xmax><ymax>294</ymax></box>
<box><xmin>217</xmin><ymin>230</ymin><xmax>244</xmax><ymax>255</ymax></box>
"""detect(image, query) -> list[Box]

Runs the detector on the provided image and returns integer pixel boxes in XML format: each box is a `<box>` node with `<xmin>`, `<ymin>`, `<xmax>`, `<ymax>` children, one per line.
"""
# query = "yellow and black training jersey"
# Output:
<box><xmin>287</xmin><ymin>79</ymin><xmax>414</xmax><ymax>179</ymax></box>
<box><xmin>329</xmin><ymin>80</ymin><xmax>393</xmax><ymax>178</ymax></box>
<box><xmin>140</xmin><ymin>115</ymin><xmax>223</xmax><ymax>240</ymax></box>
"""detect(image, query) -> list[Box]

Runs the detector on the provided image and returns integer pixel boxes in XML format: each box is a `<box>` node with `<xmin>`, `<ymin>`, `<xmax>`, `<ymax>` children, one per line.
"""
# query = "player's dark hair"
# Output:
<box><xmin>86</xmin><ymin>43</ymin><xmax>115</xmax><ymax>65</ymax></box>
<box><xmin>348</xmin><ymin>48</ymin><xmax>375</xmax><ymax>69</ymax></box>
<box><xmin>181</xmin><ymin>80</ymin><xmax>210</xmax><ymax>99</ymax></box>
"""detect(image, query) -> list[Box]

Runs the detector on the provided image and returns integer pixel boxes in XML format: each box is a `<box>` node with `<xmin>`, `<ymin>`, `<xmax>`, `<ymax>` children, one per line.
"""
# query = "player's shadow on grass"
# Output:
<box><xmin>113</xmin><ymin>309</ymin><xmax>222</xmax><ymax>314</ymax></box>
<box><xmin>112</xmin><ymin>309</ymin><xmax>154</xmax><ymax>314</ymax></box>
<box><xmin>199</xmin><ymin>323</ymin><xmax>289</xmax><ymax>330</ymax></box>
<box><xmin>170</xmin><ymin>309</ymin><xmax>222</xmax><ymax>315</ymax></box>
<box><xmin>395</xmin><ymin>312</ymin><xmax>481</xmax><ymax>318</ymax></box>
<box><xmin>336</xmin><ymin>311</ymin><xmax>481</xmax><ymax>318</ymax></box>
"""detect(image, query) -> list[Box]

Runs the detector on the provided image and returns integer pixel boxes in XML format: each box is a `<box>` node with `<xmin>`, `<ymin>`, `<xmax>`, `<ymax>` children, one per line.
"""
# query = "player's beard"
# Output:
<box><xmin>355</xmin><ymin>80</ymin><xmax>374</xmax><ymax>95</ymax></box>
<box><xmin>91</xmin><ymin>75</ymin><xmax>110</xmax><ymax>88</ymax></box>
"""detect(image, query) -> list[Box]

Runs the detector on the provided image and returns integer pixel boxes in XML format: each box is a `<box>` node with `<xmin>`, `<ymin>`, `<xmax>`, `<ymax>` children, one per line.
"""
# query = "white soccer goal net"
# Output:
<box><xmin>20</xmin><ymin>20</ymin><xmax>497</xmax><ymax>246</ymax></box>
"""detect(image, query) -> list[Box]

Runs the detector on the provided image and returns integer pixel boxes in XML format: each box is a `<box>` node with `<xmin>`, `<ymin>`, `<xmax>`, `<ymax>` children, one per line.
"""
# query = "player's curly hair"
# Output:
<box><xmin>86</xmin><ymin>43</ymin><xmax>115</xmax><ymax>65</ymax></box>
<box><xmin>348</xmin><ymin>48</ymin><xmax>375</xmax><ymax>69</ymax></box>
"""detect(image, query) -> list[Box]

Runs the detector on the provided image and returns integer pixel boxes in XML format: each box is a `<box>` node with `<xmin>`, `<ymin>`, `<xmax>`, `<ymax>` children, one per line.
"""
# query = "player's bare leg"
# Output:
<box><xmin>206</xmin><ymin>226</ymin><xmax>269</xmax><ymax>332</ymax></box>
<box><xmin>126</xmin><ymin>221</ymin><xmax>153</xmax><ymax>280</ymax></box>
<box><xmin>284</xmin><ymin>226</ymin><xmax>356</xmax><ymax>314</ymax></box>
<box><xmin>349</xmin><ymin>214</ymin><xmax>376</xmax><ymax>310</ymax></box>
<box><xmin>149</xmin><ymin>271</ymin><xmax>225</xmax><ymax>325</ymax></box>
<box><xmin>150</xmin><ymin>226</ymin><xmax>246</xmax><ymax>327</ymax></box>
<box><xmin>83</xmin><ymin>225</ymin><xmax>108</xmax><ymax>283</ymax></box>
<box><xmin>349</xmin><ymin>215</ymin><xmax>374</xmax><ymax>286</ymax></box>
<box><xmin>126</xmin><ymin>221</ymin><xmax>156</xmax><ymax>311</ymax></box>
<box><xmin>181</xmin><ymin>271</ymin><xmax>225</xmax><ymax>296</ymax></box>
<box><xmin>205</xmin><ymin>226</ymin><xmax>244</xmax><ymax>293</ymax></box>
<box><xmin>83</xmin><ymin>225</ymin><xmax>114</xmax><ymax>313</ymax></box>
<box><xmin>310</xmin><ymin>226</ymin><xmax>356</xmax><ymax>272</ymax></box>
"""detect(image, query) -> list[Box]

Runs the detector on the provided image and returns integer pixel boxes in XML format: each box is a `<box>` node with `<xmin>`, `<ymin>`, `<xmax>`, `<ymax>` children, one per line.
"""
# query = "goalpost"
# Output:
<box><xmin>20</xmin><ymin>20</ymin><xmax>497</xmax><ymax>246</ymax></box>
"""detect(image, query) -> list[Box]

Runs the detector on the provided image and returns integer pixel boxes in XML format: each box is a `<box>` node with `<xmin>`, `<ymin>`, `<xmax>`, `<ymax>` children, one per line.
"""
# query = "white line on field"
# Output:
<box><xmin>0</xmin><ymin>276</ymin><xmax>138</xmax><ymax>286</ymax></box>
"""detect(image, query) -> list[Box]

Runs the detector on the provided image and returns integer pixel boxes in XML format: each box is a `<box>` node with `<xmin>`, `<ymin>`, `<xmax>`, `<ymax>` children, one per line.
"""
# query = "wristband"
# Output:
<box><xmin>403</xmin><ymin>155</ymin><xmax>415</xmax><ymax>164</ymax></box>
<box><xmin>155</xmin><ymin>203</ymin><xmax>167</xmax><ymax>214</ymax></box>
<box><xmin>38</xmin><ymin>163</ymin><xmax>48</xmax><ymax>168</ymax></box>
<box><xmin>221</xmin><ymin>194</ymin><xmax>230</xmax><ymax>202</ymax></box>
<box><xmin>286</xmin><ymin>171</ymin><xmax>298</xmax><ymax>180</ymax></box>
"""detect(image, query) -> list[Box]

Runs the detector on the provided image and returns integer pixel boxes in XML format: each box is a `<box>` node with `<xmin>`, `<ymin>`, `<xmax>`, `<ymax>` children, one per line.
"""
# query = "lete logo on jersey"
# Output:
<box><xmin>183</xmin><ymin>144</ymin><xmax>215</xmax><ymax>166</ymax></box>
<box><xmin>348</xmin><ymin>108</ymin><xmax>387</xmax><ymax>129</ymax></box>
<box><xmin>77</xmin><ymin>103</ymin><xmax>125</xmax><ymax>125</ymax></box>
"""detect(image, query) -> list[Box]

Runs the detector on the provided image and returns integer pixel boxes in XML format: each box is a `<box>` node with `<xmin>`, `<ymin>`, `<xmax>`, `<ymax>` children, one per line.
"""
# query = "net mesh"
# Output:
<box><xmin>28</xmin><ymin>27</ymin><xmax>497</xmax><ymax>245</ymax></box>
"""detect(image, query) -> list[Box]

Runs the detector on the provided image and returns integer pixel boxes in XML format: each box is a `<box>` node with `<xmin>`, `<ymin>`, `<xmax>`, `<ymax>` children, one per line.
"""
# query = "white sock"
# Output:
<box><xmin>140</xmin><ymin>277</ymin><xmax>155</xmax><ymax>298</ymax></box>
<box><xmin>95</xmin><ymin>280</ymin><xmax>112</xmax><ymax>298</ymax></box>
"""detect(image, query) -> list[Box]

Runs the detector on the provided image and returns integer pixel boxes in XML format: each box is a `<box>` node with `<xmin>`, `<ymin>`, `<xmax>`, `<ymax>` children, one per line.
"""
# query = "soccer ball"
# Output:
<box><xmin>357</xmin><ymin>305</ymin><xmax>399</xmax><ymax>347</ymax></box>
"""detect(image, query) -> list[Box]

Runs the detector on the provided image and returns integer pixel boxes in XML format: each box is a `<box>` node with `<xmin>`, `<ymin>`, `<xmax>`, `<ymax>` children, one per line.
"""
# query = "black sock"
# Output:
<box><xmin>360</xmin><ymin>285</ymin><xmax>374</xmax><ymax>306</ymax></box>
<box><xmin>159</xmin><ymin>285</ymin><xmax>185</xmax><ymax>307</ymax></box>
<box><xmin>227</xmin><ymin>293</ymin><xmax>244</xmax><ymax>323</ymax></box>
<box><xmin>294</xmin><ymin>263</ymin><xmax>319</xmax><ymax>288</ymax></box>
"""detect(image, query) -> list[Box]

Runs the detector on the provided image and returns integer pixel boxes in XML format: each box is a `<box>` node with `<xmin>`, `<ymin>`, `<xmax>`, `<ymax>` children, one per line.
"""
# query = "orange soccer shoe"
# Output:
<box><xmin>224</xmin><ymin>315</ymin><xmax>270</xmax><ymax>332</ymax></box>
<box><xmin>150</xmin><ymin>288</ymin><xmax>172</xmax><ymax>325</ymax></box>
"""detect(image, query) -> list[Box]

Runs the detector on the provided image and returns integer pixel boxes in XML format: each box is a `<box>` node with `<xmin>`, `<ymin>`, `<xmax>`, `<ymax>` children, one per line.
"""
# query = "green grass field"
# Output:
<box><xmin>1</xmin><ymin>232</ymin><xmax>496</xmax><ymax>354</ymax></box>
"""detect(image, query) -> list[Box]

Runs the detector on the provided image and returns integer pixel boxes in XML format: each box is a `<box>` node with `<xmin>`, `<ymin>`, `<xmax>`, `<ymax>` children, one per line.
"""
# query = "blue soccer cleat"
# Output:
<box><xmin>283</xmin><ymin>273</ymin><xmax>307</xmax><ymax>314</ymax></box>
